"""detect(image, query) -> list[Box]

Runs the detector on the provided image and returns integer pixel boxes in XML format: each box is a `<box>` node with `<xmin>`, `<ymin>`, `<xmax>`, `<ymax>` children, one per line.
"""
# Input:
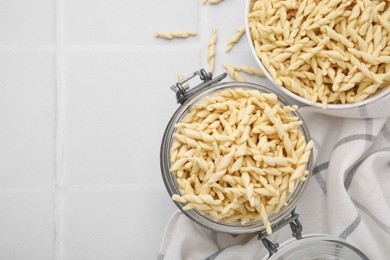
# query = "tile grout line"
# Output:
<box><xmin>0</xmin><ymin>45</ymin><xmax>56</xmax><ymax>51</ymax></box>
<box><xmin>0</xmin><ymin>185</ymin><xmax>55</xmax><ymax>193</ymax></box>
<box><xmin>54</xmin><ymin>0</ymin><xmax>65</xmax><ymax>259</ymax></box>
<box><xmin>0</xmin><ymin>44</ymin><xmax>200</xmax><ymax>52</ymax></box>
<box><xmin>64</xmin><ymin>44</ymin><xmax>200</xmax><ymax>52</ymax></box>
<box><xmin>0</xmin><ymin>182</ymin><xmax>164</xmax><ymax>193</ymax></box>
<box><xmin>61</xmin><ymin>182</ymin><xmax>164</xmax><ymax>192</ymax></box>
<box><xmin>198</xmin><ymin>0</ymin><xmax>203</xmax><ymax>69</ymax></box>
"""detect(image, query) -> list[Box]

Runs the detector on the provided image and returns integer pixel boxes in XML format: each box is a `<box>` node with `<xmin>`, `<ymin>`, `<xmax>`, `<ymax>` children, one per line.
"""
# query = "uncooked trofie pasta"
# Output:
<box><xmin>208</xmin><ymin>28</ymin><xmax>218</xmax><ymax>73</ymax></box>
<box><xmin>226</xmin><ymin>26</ymin><xmax>246</xmax><ymax>52</ymax></box>
<box><xmin>248</xmin><ymin>0</ymin><xmax>390</xmax><ymax>106</ymax></box>
<box><xmin>178</xmin><ymin>72</ymin><xmax>189</xmax><ymax>88</ymax></box>
<box><xmin>154</xmin><ymin>31</ymin><xmax>197</xmax><ymax>39</ymax></box>
<box><xmin>207</xmin><ymin>0</ymin><xmax>224</xmax><ymax>4</ymax></box>
<box><xmin>224</xmin><ymin>64</ymin><xmax>265</xmax><ymax>82</ymax></box>
<box><xmin>223</xmin><ymin>64</ymin><xmax>246</xmax><ymax>81</ymax></box>
<box><xmin>170</xmin><ymin>88</ymin><xmax>313</xmax><ymax>234</ymax></box>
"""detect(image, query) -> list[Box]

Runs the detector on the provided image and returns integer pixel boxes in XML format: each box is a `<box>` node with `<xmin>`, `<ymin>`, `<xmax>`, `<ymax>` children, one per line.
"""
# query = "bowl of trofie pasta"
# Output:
<box><xmin>246</xmin><ymin>0</ymin><xmax>390</xmax><ymax>117</ymax></box>
<box><xmin>161</xmin><ymin>73</ymin><xmax>313</xmax><ymax>235</ymax></box>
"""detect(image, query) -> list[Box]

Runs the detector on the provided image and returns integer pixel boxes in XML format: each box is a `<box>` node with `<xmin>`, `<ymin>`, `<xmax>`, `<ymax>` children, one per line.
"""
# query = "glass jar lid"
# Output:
<box><xmin>261</xmin><ymin>234</ymin><xmax>368</xmax><ymax>260</ymax></box>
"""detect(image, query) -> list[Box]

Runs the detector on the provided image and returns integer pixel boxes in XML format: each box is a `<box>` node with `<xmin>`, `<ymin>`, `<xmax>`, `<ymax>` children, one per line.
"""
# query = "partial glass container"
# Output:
<box><xmin>257</xmin><ymin>234</ymin><xmax>369</xmax><ymax>260</ymax></box>
<box><xmin>160</xmin><ymin>69</ymin><xmax>313</xmax><ymax>234</ymax></box>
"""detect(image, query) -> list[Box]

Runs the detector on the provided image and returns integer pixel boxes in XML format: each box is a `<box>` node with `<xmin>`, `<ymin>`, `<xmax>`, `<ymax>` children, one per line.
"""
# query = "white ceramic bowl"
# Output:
<box><xmin>245</xmin><ymin>0</ymin><xmax>390</xmax><ymax>118</ymax></box>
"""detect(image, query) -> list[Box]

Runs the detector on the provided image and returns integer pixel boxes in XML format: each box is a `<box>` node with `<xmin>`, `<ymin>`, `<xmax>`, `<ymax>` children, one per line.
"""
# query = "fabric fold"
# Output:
<box><xmin>159</xmin><ymin>107</ymin><xmax>390</xmax><ymax>260</ymax></box>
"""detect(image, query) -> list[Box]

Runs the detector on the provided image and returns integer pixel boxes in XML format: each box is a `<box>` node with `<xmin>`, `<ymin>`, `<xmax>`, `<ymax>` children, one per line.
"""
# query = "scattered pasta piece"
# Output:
<box><xmin>208</xmin><ymin>28</ymin><xmax>218</xmax><ymax>73</ymax></box>
<box><xmin>248</xmin><ymin>0</ymin><xmax>390</xmax><ymax>106</ymax></box>
<box><xmin>178</xmin><ymin>72</ymin><xmax>189</xmax><ymax>87</ymax></box>
<box><xmin>226</xmin><ymin>26</ymin><xmax>246</xmax><ymax>52</ymax></box>
<box><xmin>170</xmin><ymin>88</ymin><xmax>313</xmax><ymax>234</ymax></box>
<box><xmin>207</xmin><ymin>0</ymin><xmax>224</xmax><ymax>4</ymax></box>
<box><xmin>233</xmin><ymin>65</ymin><xmax>265</xmax><ymax>77</ymax></box>
<box><xmin>178</xmin><ymin>72</ymin><xmax>184</xmax><ymax>81</ymax></box>
<box><xmin>224</xmin><ymin>64</ymin><xmax>265</xmax><ymax>81</ymax></box>
<box><xmin>223</xmin><ymin>64</ymin><xmax>246</xmax><ymax>81</ymax></box>
<box><xmin>154</xmin><ymin>31</ymin><xmax>197</xmax><ymax>39</ymax></box>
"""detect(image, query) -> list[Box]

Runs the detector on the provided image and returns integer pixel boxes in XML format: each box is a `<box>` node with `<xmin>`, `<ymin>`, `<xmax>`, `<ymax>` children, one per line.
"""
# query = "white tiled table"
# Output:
<box><xmin>0</xmin><ymin>1</ymin><xmax>282</xmax><ymax>259</ymax></box>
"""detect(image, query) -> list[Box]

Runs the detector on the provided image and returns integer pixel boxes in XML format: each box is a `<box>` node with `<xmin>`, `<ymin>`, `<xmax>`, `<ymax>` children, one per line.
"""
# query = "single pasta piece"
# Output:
<box><xmin>178</xmin><ymin>72</ymin><xmax>189</xmax><ymax>87</ymax></box>
<box><xmin>178</xmin><ymin>72</ymin><xmax>184</xmax><ymax>81</ymax></box>
<box><xmin>226</xmin><ymin>26</ymin><xmax>246</xmax><ymax>52</ymax></box>
<box><xmin>170</xmin><ymin>88</ymin><xmax>313</xmax><ymax>234</ymax></box>
<box><xmin>208</xmin><ymin>28</ymin><xmax>218</xmax><ymax>73</ymax></box>
<box><xmin>208</xmin><ymin>0</ymin><xmax>224</xmax><ymax>5</ymax></box>
<box><xmin>233</xmin><ymin>65</ymin><xmax>265</xmax><ymax>77</ymax></box>
<box><xmin>154</xmin><ymin>31</ymin><xmax>197</xmax><ymax>39</ymax></box>
<box><xmin>223</xmin><ymin>64</ymin><xmax>265</xmax><ymax>81</ymax></box>
<box><xmin>223</xmin><ymin>64</ymin><xmax>245</xmax><ymax>81</ymax></box>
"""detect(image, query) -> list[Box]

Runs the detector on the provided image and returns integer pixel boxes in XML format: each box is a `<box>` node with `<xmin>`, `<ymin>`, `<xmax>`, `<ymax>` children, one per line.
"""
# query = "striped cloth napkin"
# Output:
<box><xmin>158</xmin><ymin>106</ymin><xmax>390</xmax><ymax>260</ymax></box>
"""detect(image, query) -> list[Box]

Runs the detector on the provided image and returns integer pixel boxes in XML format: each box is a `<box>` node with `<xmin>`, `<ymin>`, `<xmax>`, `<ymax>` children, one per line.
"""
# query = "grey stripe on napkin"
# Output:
<box><xmin>339</xmin><ymin>215</ymin><xmax>361</xmax><ymax>239</ymax></box>
<box><xmin>365</xmin><ymin>118</ymin><xmax>373</xmax><ymax>136</ymax></box>
<box><xmin>211</xmin><ymin>230</ymin><xmax>219</xmax><ymax>248</ymax></box>
<box><xmin>358</xmin><ymin>106</ymin><xmax>373</xmax><ymax>136</ymax></box>
<box><xmin>334</xmin><ymin>134</ymin><xmax>374</xmax><ymax>149</ymax></box>
<box><xmin>381</xmin><ymin>124</ymin><xmax>390</xmax><ymax>143</ymax></box>
<box><xmin>205</xmin><ymin>245</ymin><xmax>235</xmax><ymax>260</ymax></box>
<box><xmin>313</xmin><ymin>162</ymin><xmax>329</xmax><ymax>175</ymax></box>
<box><xmin>313</xmin><ymin>162</ymin><xmax>329</xmax><ymax>195</ymax></box>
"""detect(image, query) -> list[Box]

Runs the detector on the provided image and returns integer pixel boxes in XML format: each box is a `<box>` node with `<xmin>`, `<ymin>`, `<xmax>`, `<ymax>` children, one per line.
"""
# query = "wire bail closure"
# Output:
<box><xmin>170</xmin><ymin>68</ymin><xmax>227</xmax><ymax>104</ymax></box>
<box><xmin>258</xmin><ymin>210</ymin><xmax>302</xmax><ymax>258</ymax></box>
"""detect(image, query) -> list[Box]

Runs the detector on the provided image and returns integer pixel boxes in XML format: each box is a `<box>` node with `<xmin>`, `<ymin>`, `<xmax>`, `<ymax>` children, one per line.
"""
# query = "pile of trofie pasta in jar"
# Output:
<box><xmin>169</xmin><ymin>88</ymin><xmax>313</xmax><ymax>234</ymax></box>
<box><xmin>248</xmin><ymin>0</ymin><xmax>390</xmax><ymax>106</ymax></box>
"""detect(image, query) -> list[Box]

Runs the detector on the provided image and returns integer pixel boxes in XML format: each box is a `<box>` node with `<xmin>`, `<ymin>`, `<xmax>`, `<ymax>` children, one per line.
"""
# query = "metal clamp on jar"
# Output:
<box><xmin>160</xmin><ymin>69</ymin><xmax>369</xmax><ymax>259</ymax></box>
<box><xmin>256</xmin><ymin>210</ymin><xmax>368</xmax><ymax>259</ymax></box>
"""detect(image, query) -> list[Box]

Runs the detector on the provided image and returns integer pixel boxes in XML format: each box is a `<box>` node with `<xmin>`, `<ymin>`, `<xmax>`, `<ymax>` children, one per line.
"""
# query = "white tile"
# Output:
<box><xmin>65</xmin><ymin>0</ymin><xmax>199</xmax><ymax>45</ymax></box>
<box><xmin>0</xmin><ymin>0</ymin><xmax>55</xmax><ymax>44</ymax></box>
<box><xmin>0</xmin><ymin>191</ymin><xmax>54</xmax><ymax>260</ymax></box>
<box><xmin>64</xmin><ymin>49</ymin><xmax>200</xmax><ymax>184</ymax></box>
<box><xmin>63</xmin><ymin>186</ymin><xmax>176</xmax><ymax>260</ymax></box>
<box><xmin>0</xmin><ymin>51</ymin><xmax>56</xmax><ymax>188</ymax></box>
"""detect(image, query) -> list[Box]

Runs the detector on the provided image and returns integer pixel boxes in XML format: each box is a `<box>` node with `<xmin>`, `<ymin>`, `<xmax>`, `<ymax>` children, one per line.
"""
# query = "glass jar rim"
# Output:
<box><xmin>160</xmin><ymin>82</ymin><xmax>314</xmax><ymax>234</ymax></box>
<box><xmin>263</xmin><ymin>234</ymin><xmax>369</xmax><ymax>260</ymax></box>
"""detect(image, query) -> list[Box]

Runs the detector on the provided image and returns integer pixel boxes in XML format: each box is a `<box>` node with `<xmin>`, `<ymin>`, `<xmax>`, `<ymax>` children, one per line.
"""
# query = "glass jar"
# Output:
<box><xmin>160</xmin><ymin>69</ymin><xmax>369</xmax><ymax>259</ymax></box>
<box><xmin>257</xmin><ymin>234</ymin><xmax>369</xmax><ymax>260</ymax></box>
<box><xmin>160</xmin><ymin>69</ymin><xmax>313</xmax><ymax>234</ymax></box>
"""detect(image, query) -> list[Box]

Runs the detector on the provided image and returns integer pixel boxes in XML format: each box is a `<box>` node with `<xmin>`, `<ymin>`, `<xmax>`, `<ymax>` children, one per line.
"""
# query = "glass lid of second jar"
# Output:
<box><xmin>264</xmin><ymin>234</ymin><xmax>368</xmax><ymax>260</ymax></box>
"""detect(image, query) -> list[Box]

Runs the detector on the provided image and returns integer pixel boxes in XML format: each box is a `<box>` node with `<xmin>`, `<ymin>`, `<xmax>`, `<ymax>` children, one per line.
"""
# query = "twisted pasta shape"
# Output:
<box><xmin>178</xmin><ymin>72</ymin><xmax>189</xmax><ymax>87</ymax></box>
<box><xmin>208</xmin><ymin>0</ymin><xmax>224</xmax><ymax>4</ymax></box>
<box><xmin>226</xmin><ymin>26</ymin><xmax>246</xmax><ymax>52</ymax></box>
<box><xmin>154</xmin><ymin>31</ymin><xmax>197</xmax><ymax>39</ymax></box>
<box><xmin>208</xmin><ymin>28</ymin><xmax>218</xmax><ymax>73</ymax></box>
<box><xmin>223</xmin><ymin>65</ymin><xmax>266</xmax><ymax>82</ymax></box>
<box><xmin>234</xmin><ymin>65</ymin><xmax>265</xmax><ymax>77</ymax></box>
<box><xmin>223</xmin><ymin>64</ymin><xmax>245</xmax><ymax>81</ymax></box>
